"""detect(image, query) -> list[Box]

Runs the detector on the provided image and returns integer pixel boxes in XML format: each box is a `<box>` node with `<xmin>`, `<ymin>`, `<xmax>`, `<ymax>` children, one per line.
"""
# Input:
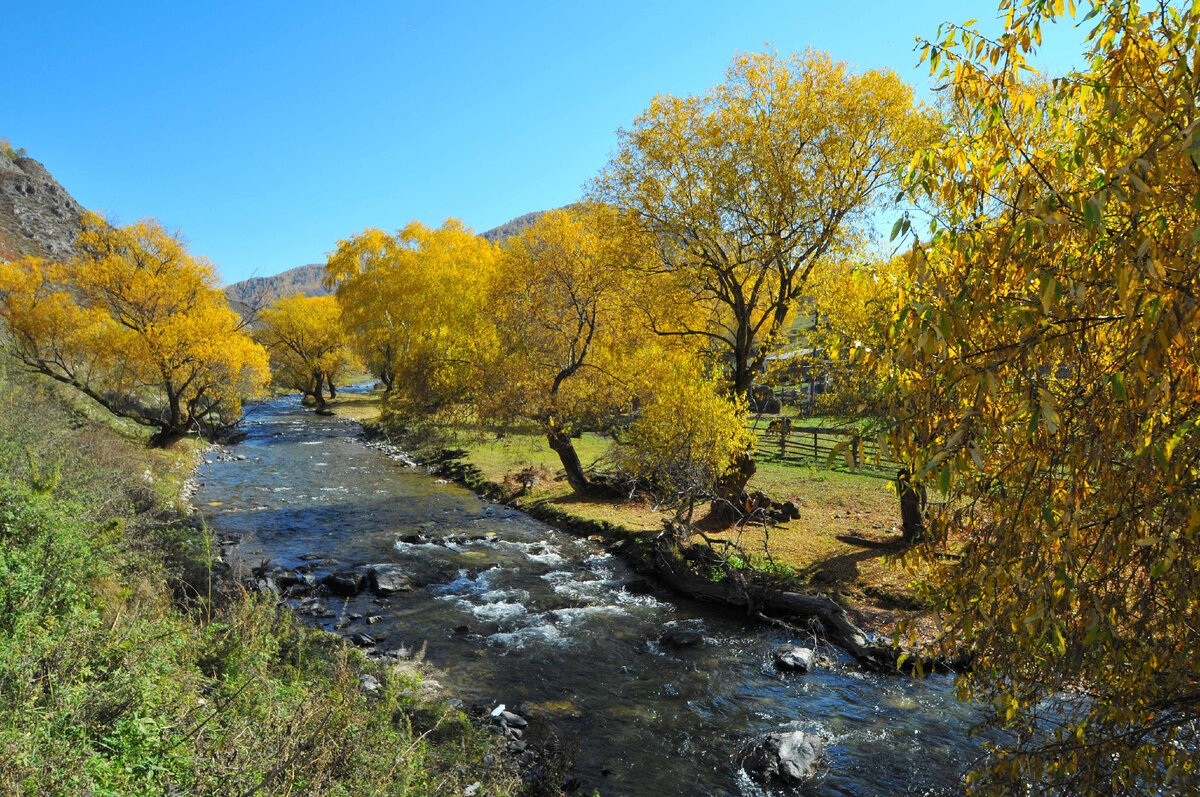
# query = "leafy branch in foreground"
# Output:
<box><xmin>886</xmin><ymin>0</ymin><xmax>1200</xmax><ymax>791</ymax></box>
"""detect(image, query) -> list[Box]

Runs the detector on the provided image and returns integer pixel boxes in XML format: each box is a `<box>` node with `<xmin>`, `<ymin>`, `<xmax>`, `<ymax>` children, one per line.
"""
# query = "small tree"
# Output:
<box><xmin>478</xmin><ymin>204</ymin><xmax>657</xmax><ymax>495</ymax></box>
<box><xmin>254</xmin><ymin>295</ymin><xmax>353</xmax><ymax>413</ymax></box>
<box><xmin>615</xmin><ymin>358</ymin><xmax>752</xmax><ymax>523</ymax></box>
<box><xmin>0</xmin><ymin>213</ymin><xmax>269</xmax><ymax>445</ymax></box>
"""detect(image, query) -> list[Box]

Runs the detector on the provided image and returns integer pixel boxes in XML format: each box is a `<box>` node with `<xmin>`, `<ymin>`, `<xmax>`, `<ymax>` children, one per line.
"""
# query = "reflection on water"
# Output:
<box><xmin>196</xmin><ymin>386</ymin><xmax>993</xmax><ymax>796</ymax></box>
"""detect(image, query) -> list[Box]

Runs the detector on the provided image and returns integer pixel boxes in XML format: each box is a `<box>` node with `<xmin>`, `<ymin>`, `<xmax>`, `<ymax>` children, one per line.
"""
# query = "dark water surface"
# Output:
<box><xmin>196</xmin><ymin>386</ymin><xmax>992</xmax><ymax>796</ymax></box>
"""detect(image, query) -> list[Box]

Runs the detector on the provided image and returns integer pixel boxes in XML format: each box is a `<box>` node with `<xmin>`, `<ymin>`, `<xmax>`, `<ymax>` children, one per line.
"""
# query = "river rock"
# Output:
<box><xmin>660</xmin><ymin>627</ymin><xmax>705</xmax><ymax>648</ymax></box>
<box><xmin>298</xmin><ymin>599</ymin><xmax>327</xmax><ymax>616</ymax></box>
<box><xmin>743</xmin><ymin>731</ymin><xmax>825</xmax><ymax>785</ymax></box>
<box><xmin>322</xmin><ymin>570</ymin><xmax>365</xmax><ymax>596</ymax></box>
<box><xmin>349</xmin><ymin>631</ymin><xmax>376</xmax><ymax>647</ymax></box>
<box><xmin>274</xmin><ymin>570</ymin><xmax>316</xmax><ymax>592</ymax></box>
<box><xmin>255</xmin><ymin>577</ymin><xmax>280</xmax><ymax>596</ymax></box>
<box><xmin>367</xmin><ymin>564</ymin><xmax>414</xmax><ymax>595</ymax></box>
<box><xmin>774</xmin><ymin>645</ymin><xmax>815</xmax><ymax>673</ymax></box>
<box><xmin>498</xmin><ymin>710</ymin><xmax>527</xmax><ymax>728</ymax></box>
<box><xmin>358</xmin><ymin>674</ymin><xmax>381</xmax><ymax>692</ymax></box>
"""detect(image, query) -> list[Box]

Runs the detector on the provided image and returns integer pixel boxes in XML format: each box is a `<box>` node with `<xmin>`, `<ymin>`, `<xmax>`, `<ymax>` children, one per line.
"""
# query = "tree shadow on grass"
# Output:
<box><xmin>807</xmin><ymin>534</ymin><xmax>908</xmax><ymax>585</ymax></box>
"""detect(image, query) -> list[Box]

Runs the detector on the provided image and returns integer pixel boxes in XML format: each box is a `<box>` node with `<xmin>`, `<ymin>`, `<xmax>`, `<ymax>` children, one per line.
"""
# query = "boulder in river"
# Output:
<box><xmin>659</xmin><ymin>627</ymin><xmax>705</xmax><ymax>648</ymax></box>
<box><xmin>743</xmin><ymin>731</ymin><xmax>825</xmax><ymax>785</ymax></box>
<box><xmin>773</xmin><ymin>645</ymin><xmax>815</xmax><ymax>673</ymax></box>
<box><xmin>322</xmin><ymin>570</ymin><xmax>365</xmax><ymax>596</ymax></box>
<box><xmin>367</xmin><ymin>564</ymin><xmax>414</xmax><ymax>595</ymax></box>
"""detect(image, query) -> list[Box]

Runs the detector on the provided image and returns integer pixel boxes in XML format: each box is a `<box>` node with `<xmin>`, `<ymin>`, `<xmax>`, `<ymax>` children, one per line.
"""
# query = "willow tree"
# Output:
<box><xmin>254</xmin><ymin>295</ymin><xmax>353</xmax><ymax>413</ymax></box>
<box><xmin>886</xmin><ymin>1</ymin><xmax>1200</xmax><ymax>791</ymax></box>
<box><xmin>478</xmin><ymin>204</ymin><xmax>661</xmax><ymax>495</ymax></box>
<box><xmin>323</xmin><ymin>228</ymin><xmax>399</xmax><ymax>390</ymax></box>
<box><xmin>0</xmin><ymin>213</ymin><xmax>269</xmax><ymax>445</ymax></box>
<box><xmin>324</xmin><ymin>220</ymin><xmax>495</xmax><ymax>423</ymax></box>
<box><xmin>594</xmin><ymin>50</ymin><xmax>933</xmax><ymax>396</ymax></box>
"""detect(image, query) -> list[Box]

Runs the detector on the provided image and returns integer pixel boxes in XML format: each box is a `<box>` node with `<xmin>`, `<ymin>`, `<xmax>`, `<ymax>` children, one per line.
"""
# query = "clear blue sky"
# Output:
<box><xmin>2</xmin><ymin>1</ymin><xmax>1089</xmax><ymax>285</ymax></box>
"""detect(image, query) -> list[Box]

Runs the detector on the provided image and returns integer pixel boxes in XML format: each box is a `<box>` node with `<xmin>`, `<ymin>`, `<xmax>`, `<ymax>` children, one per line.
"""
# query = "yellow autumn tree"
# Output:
<box><xmin>254</xmin><ymin>295</ymin><xmax>354</xmax><ymax>413</ymax></box>
<box><xmin>322</xmin><ymin>228</ymin><xmax>399</xmax><ymax>390</ymax></box>
<box><xmin>594</xmin><ymin>50</ymin><xmax>935</xmax><ymax>396</ymax></box>
<box><xmin>614</xmin><ymin>356</ymin><xmax>752</xmax><ymax>521</ymax></box>
<box><xmin>792</xmin><ymin>247</ymin><xmax>907</xmax><ymax>418</ymax></box>
<box><xmin>0</xmin><ymin>213</ymin><xmax>269</xmax><ymax>445</ymax></box>
<box><xmin>478</xmin><ymin>204</ymin><xmax>663</xmax><ymax>495</ymax></box>
<box><xmin>885</xmin><ymin>0</ymin><xmax>1200</xmax><ymax>791</ymax></box>
<box><xmin>325</xmin><ymin>220</ymin><xmax>495</xmax><ymax>423</ymax></box>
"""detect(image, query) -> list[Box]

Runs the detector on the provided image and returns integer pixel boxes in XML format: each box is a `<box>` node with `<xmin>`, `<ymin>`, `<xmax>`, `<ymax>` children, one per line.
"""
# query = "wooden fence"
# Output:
<box><xmin>746</xmin><ymin>416</ymin><xmax>901</xmax><ymax>478</ymax></box>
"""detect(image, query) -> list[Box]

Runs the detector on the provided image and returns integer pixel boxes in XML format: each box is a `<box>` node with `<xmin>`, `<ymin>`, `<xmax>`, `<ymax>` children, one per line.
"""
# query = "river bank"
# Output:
<box><xmin>0</xmin><ymin>365</ymin><xmax>516</xmax><ymax>796</ymax></box>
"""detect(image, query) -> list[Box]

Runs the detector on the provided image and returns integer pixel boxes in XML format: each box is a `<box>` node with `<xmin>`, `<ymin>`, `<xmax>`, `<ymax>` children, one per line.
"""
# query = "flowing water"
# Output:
<box><xmin>195</xmin><ymin>386</ymin><xmax>994</xmax><ymax>795</ymax></box>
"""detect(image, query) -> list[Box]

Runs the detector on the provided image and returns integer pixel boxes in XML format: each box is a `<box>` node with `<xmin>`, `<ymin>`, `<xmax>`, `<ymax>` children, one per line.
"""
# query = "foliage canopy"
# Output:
<box><xmin>887</xmin><ymin>0</ymin><xmax>1200</xmax><ymax>791</ymax></box>
<box><xmin>595</xmin><ymin>50</ymin><xmax>933</xmax><ymax>395</ymax></box>
<box><xmin>325</xmin><ymin>219</ymin><xmax>496</xmax><ymax>422</ymax></box>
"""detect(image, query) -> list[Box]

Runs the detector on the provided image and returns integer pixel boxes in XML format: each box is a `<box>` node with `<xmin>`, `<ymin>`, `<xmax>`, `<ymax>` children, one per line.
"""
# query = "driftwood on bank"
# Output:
<box><xmin>651</xmin><ymin>522</ymin><xmax>960</xmax><ymax>674</ymax></box>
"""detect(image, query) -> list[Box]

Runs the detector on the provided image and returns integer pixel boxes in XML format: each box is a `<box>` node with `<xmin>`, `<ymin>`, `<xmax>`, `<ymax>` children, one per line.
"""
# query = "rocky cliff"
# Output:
<box><xmin>0</xmin><ymin>148</ymin><xmax>85</xmax><ymax>261</ymax></box>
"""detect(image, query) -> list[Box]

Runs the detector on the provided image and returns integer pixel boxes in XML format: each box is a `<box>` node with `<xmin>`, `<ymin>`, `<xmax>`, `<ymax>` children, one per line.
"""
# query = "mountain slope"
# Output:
<box><xmin>223</xmin><ymin>263</ymin><xmax>330</xmax><ymax>310</ymax></box>
<box><xmin>479</xmin><ymin>210</ymin><xmax>548</xmax><ymax>244</ymax></box>
<box><xmin>0</xmin><ymin>146</ymin><xmax>85</xmax><ymax>261</ymax></box>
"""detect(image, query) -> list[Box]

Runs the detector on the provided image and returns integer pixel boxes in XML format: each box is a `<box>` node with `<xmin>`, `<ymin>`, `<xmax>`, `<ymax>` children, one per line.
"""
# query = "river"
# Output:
<box><xmin>195</xmin><ymin>386</ymin><xmax>994</xmax><ymax>795</ymax></box>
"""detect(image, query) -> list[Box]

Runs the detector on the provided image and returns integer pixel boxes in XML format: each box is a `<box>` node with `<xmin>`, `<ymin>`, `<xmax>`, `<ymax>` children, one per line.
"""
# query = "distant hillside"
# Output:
<box><xmin>223</xmin><ymin>263</ymin><xmax>330</xmax><ymax>311</ymax></box>
<box><xmin>0</xmin><ymin>144</ymin><xmax>85</xmax><ymax>261</ymax></box>
<box><xmin>480</xmin><ymin>210</ymin><xmax>548</xmax><ymax>244</ymax></box>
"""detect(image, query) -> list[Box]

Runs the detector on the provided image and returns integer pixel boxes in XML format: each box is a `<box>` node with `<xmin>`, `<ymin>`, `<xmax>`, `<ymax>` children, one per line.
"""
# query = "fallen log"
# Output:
<box><xmin>650</xmin><ymin>523</ymin><xmax>964</xmax><ymax>674</ymax></box>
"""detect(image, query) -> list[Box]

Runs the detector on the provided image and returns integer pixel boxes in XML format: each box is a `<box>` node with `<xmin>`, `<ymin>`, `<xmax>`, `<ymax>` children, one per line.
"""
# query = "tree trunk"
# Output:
<box><xmin>312</xmin><ymin>372</ymin><xmax>328</xmax><ymax>413</ymax></box>
<box><xmin>149</xmin><ymin>426</ymin><xmax>189</xmax><ymax>448</ymax></box>
<box><xmin>327</xmin><ymin>377</ymin><xmax>337</xmax><ymax>399</ymax></box>
<box><xmin>547</xmin><ymin>430</ymin><xmax>592</xmax><ymax>495</ymax></box>
<box><xmin>896</xmin><ymin>469</ymin><xmax>928</xmax><ymax>544</ymax></box>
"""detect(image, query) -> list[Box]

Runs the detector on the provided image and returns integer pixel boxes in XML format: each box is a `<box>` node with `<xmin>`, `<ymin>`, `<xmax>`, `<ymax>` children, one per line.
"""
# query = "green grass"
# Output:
<box><xmin>0</xmin><ymin>359</ymin><xmax>516</xmax><ymax>796</ymax></box>
<box><xmin>449</xmin><ymin>428</ymin><xmax>920</xmax><ymax>603</ymax></box>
